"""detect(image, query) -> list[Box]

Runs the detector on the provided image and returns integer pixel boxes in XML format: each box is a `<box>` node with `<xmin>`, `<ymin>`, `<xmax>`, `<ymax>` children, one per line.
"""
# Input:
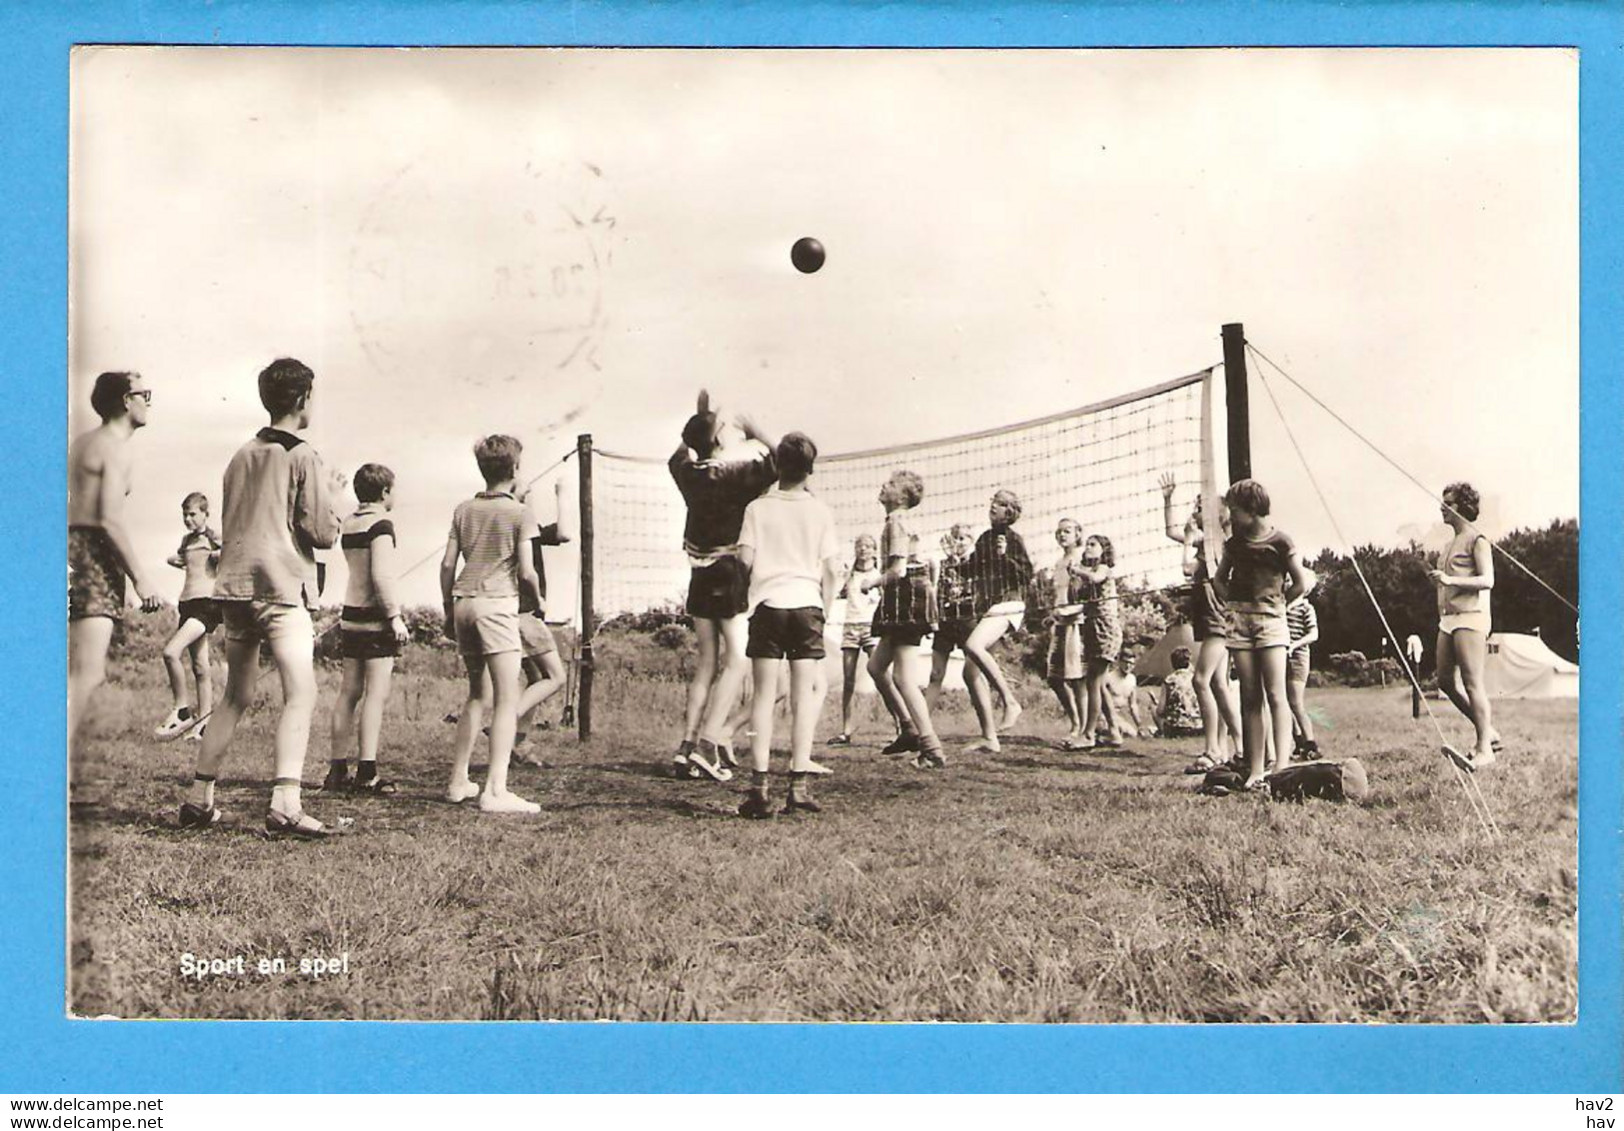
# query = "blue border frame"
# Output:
<box><xmin>6</xmin><ymin>1</ymin><xmax>1618</xmax><ymax>1094</ymax></box>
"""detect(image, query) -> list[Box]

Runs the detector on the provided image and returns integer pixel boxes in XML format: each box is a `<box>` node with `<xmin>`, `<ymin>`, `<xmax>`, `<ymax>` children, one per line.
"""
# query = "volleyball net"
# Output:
<box><xmin>583</xmin><ymin>367</ymin><xmax>1218</xmax><ymax>623</ymax></box>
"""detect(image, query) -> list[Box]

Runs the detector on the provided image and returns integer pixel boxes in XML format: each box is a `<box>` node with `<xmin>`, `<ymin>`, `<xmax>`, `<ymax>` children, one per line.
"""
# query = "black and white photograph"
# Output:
<box><xmin>66</xmin><ymin>47</ymin><xmax>1578</xmax><ymax>1022</ymax></box>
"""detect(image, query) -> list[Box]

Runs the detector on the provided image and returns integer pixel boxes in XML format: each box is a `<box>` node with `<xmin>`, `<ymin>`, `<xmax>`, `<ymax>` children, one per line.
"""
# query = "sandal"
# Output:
<box><xmin>177</xmin><ymin>801</ymin><xmax>222</xmax><ymax>829</ymax></box>
<box><xmin>351</xmin><ymin>776</ymin><xmax>398</xmax><ymax>795</ymax></box>
<box><xmin>1183</xmin><ymin>753</ymin><xmax>1222</xmax><ymax>776</ymax></box>
<box><xmin>264</xmin><ymin>809</ymin><xmax>345</xmax><ymax>839</ymax></box>
<box><xmin>826</xmin><ymin>733</ymin><xmax>853</xmax><ymax>747</ymax></box>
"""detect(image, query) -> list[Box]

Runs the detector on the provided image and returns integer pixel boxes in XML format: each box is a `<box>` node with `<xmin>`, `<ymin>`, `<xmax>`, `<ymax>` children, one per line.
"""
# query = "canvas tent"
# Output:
<box><xmin>1135</xmin><ymin>622</ymin><xmax>1195</xmax><ymax>682</ymax></box>
<box><xmin>1483</xmin><ymin>632</ymin><xmax>1578</xmax><ymax>699</ymax></box>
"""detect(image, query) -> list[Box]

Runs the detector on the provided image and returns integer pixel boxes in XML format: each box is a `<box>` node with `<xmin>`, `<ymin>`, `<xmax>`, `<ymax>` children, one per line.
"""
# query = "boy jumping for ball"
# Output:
<box><xmin>734</xmin><ymin>432</ymin><xmax>842</xmax><ymax>818</ymax></box>
<box><xmin>668</xmin><ymin>391</ymin><xmax>778</xmax><ymax>780</ymax></box>
<box><xmin>179</xmin><ymin>358</ymin><xmax>347</xmax><ymax>837</ymax></box>
<box><xmin>442</xmin><ymin>435</ymin><xmax>545</xmax><ymax>814</ymax></box>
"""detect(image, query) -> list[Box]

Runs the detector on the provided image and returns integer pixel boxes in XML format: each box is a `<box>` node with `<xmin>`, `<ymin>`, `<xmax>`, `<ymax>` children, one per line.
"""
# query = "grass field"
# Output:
<box><xmin>69</xmin><ymin>635</ymin><xmax>1577</xmax><ymax>1022</ymax></box>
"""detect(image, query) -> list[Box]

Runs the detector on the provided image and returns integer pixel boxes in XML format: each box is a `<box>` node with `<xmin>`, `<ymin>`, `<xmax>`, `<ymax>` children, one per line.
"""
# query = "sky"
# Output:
<box><xmin>68</xmin><ymin>47</ymin><xmax>1578</xmax><ymax>610</ymax></box>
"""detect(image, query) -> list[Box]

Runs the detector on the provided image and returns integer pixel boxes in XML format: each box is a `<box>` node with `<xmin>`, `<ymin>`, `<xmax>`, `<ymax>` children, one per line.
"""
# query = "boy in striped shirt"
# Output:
<box><xmin>1285</xmin><ymin>568</ymin><xmax>1320</xmax><ymax>760</ymax></box>
<box><xmin>441</xmin><ymin>435</ymin><xmax>543</xmax><ymax>815</ymax></box>
<box><xmin>325</xmin><ymin>463</ymin><xmax>410</xmax><ymax>794</ymax></box>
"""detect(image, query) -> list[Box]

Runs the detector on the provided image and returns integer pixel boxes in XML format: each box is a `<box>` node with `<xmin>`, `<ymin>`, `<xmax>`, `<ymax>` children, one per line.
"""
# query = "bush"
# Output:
<box><xmin>592</xmin><ymin>626</ymin><xmax>691</xmax><ymax>683</ymax></box>
<box><xmin>1318</xmin><ymin>650</ymin><xmax>1405</xmax><ymax>688</ymax></box>
<box><xmin>598</xmin><ymin>600</ymin><xmax>690</xmax><ymax>635</ymax></box>
<box><xmin>650</xmin><ymin>623</ymin><xmax>693</xmax><ymax>652</ymax></box>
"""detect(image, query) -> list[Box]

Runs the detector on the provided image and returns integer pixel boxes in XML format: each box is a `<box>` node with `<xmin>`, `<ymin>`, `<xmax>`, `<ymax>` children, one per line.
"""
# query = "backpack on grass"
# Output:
<box><xmin>1200</xmin><ymin>757</ymin><xmax>1369</xmax><ymax>803</ymax></box>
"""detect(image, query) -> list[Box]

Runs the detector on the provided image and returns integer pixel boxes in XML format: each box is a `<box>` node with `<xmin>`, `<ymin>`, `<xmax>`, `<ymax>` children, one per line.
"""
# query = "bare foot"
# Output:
<box><xmin>964</xmin><ymin>737</ymin><xmax>1002</xmax><ymax>755</ymax></box>
<box><xmin>479</xmin><ymin>789</ymin><xmax>540</xmax><ymax>814</ymax></box>
<box><xmin>1001</xmin><ymin>700</ymin><xmax>1023</xmax><ymax>731</ymax></box>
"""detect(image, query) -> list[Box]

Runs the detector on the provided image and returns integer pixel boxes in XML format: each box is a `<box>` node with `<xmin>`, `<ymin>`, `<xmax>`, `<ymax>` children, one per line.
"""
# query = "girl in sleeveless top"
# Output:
<box><xmin>1429</xmin><ymin>481</ymin><xmax>1501</xmax><ymax>767</ymax></box>
<box><xmin>1047</xmin><ymin>519</ymin><xmax>1088</xmax><ymax>749</ymax></box>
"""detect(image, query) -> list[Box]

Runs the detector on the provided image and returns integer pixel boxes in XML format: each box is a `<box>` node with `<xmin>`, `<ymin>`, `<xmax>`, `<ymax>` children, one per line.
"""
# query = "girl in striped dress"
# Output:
<box><xmin>1076</xmin><ymin>533</ymin><xmax>1123</xmax><ymax>748</ymax></box>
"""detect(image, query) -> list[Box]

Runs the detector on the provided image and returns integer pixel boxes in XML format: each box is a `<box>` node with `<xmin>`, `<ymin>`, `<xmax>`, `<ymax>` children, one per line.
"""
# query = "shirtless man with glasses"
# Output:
<box><xmin>69</xmin><ymin>371</ymin><xmax>162</xmax><ymax>754</ymax></box>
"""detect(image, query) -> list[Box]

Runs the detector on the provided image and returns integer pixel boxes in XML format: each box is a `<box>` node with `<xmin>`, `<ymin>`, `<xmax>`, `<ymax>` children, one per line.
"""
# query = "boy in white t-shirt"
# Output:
<box><xmin>734</xmin><ymin>432</ymin><xmax>842</xmax><ymax>819</ymax></box>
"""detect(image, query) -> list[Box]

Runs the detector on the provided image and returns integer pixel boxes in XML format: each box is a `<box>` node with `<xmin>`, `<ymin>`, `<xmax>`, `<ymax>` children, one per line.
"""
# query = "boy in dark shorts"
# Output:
<box><xmin>927</xmin><ymin>523</ymin><xmax>997</xmax><ymax>753</ymax></box>
<box><xmin>155</xmin><ymin>491</ymin><xmax>221</xmax><ymax>742</ymax></box>
<box><xmin>867</xmin><ymin>469</ymin><xmax>946</xmax><ymax>769</ymax></box>
<box><xmin>962</xmin><ymin>490</ymin><xmax>1033</xmax><ymax>737</ymax></box>
<box><xmin>733</xmin><ymin>433</ymin><xmax>841</xmax><ymax>818</ymax></box>
<box><xmin>325</xmin><ymin>463</ymin><xmax>411</xmax><ymax>794</ymax></box>
<box><xmin>667</xmin><ymin>391</ymin><xmax>777</xmax><ymax>780</ymax></box>
<box><xmin>1213</xmin><ymin>478</ymin><xmax>1307</xmax><ymax>790</ymax></box>
<box><xmin>180</xmin><ymin>358</ymin><xmax>347</xmax><ymax>837</ymax></box>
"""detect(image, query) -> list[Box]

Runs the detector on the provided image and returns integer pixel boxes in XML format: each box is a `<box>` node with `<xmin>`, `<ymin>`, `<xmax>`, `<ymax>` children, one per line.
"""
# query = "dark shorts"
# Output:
<box><xmin>932</xmin><ymin>618</ymin><xmax>976</xmax><ymax>656</ymax></box>
<box><xmin>340</xmin><ymin>604</ymin><xmax>400</xmax><ymax>660</ymax></box>
<box><xmin>340</xmin><ymin>630</ymin><xmax>401</xmax><ymax>661</ymax></box>
<box><xmin>177</xmin><ymin>597</ymin><xmax>223</xmax><ymax>634</ymax></box>
<box><xmin>686</xmin><ymin>557</ymin><xmax>749</xmax><ymax>620</ymax></box>
<box><xmin>872</xmin><ymin>568</ymin><xmax>937</xmax><ymax>639</ymax></box>
<box><xmin>1188</xmin><ymin>580</ymin><xmax>1232</xmax><ymax>642</ymax></box>
<box><xmin>746</xmin><ymin>605</ymin><xmax>827</xmax><ymax>661</ymax></box>
<box><xmin>68</xmin><ymin>526</ymin><xmax>125</xmax><ymax>621</ymax></box>
<box><xmin>876</xmin><ymin>625</ymin><xmax>929</xmax><ymax>648</ymax></box>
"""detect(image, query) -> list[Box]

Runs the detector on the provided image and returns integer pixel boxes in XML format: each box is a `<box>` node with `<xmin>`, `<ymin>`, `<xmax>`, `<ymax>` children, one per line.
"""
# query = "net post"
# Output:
<box><xmin>1221</xmin><ymin>322</ymin><xmax>1251</xmax><ymax>482</ymax></box>
<box><xmin>577</xmin><ymin>433</ymin><xmax>595</xmax><ymax>742</ymax></box>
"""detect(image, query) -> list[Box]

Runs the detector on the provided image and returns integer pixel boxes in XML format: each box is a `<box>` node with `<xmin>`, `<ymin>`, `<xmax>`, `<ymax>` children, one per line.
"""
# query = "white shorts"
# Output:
<box><xmin>1440</xmin><ymin>611</ymin><xmax>1492</xmax><ymax>637</ymax></box>
<box><xmin>980</xmin><ymin>600</ymin><xmax>1026</xmax><ymax>635</ymax></box>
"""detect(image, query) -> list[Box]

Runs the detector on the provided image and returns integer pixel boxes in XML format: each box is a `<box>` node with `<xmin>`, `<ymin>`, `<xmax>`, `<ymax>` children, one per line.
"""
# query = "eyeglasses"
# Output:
<box><xmin>126</xmin><ymin>389</ymin><xmax>153</xmax><ymax>405</ymax></box>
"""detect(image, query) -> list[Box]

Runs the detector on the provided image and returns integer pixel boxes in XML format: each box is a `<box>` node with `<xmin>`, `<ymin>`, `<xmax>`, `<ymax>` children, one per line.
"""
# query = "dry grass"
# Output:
<box><xmin>68</xmin><ymin>644</ymin><xmax>1576</xmax><ymax>1022</ymax></box>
